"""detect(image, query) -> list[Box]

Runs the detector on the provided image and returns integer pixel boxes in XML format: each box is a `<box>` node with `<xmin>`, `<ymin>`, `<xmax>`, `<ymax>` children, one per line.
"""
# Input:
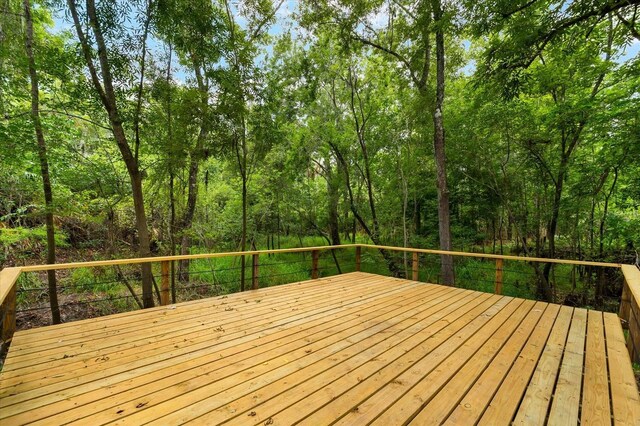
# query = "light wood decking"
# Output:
<box><xmin>0</xmin><ymin>272</ymin><xmax>638</xmax><ymax>425</ymax></box>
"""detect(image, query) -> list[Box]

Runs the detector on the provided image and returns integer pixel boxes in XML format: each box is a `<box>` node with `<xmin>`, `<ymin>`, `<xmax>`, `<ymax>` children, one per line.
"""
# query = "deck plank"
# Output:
<box><xmin>423</xmin><ymin>301</ymin><xmax>547</xmax><ymax>426</ymax></box>
<box><xmin>3</xmin><ymin>275</ymin><xmax>369</xmax><ymax>371</ymax></box>
<box><xmin>513</xmin><ymin>305</ymin><xmax>574</xmax><ymax>425</ymax></box>
<box><xmin>1</xmin><ymin>274</ymin><xmax>393</xmax><ymax>382</ymax></box>
<box><xmin>104</xmin><ymin>286</ymin><xmax>475</xmax><ymax>425</ymax></box>
<box><xmin>8</xmin><ymin>273</ymin><xmax>347</xmax><ymax>343</ymax></box>
<box><xmin>4</xmin><ymin>274</ymin><xmax>380</xmax><ymax>366</ymax></box>
<box><xmin>1</xmin><ymin>275</ymin><xmax>427</xmax><ymax>419</ymax></box>
<box><xmin>547</xmin><ymin>307</ymin><xmax>588</xmax><ymax>425</ymax></box>
<box><xmin>5</xmin><ymin>283</ymin><xmax>446</xmax><ymax>424</ymax></box>
<box><xmin>603</xmin><ymin>313</ymin><xmax>640</xmax><ymax>425</ymax></box>
<box><xmin>382</xmin><ymin>300</ymin><xmax>542</xmax><ymax>426</ymax></box>
<box><xmin>476</xmin><ymin>303</ymin><xmax>560</xmax><ymax>425</ymax></box>
<box><xmin>0</xmin><ymin>272</ymin><xmax>636</xmax><ymax>426</ymax></box>
<box><xmin>207</xmin><ymin>294</ymin><xmax>503</xmax><ymax>426</ymax></box>
<box><xmin>581</xmin><ymin>310</ymin><xmax>612</xmax><ymax>425</ymax></box>
<box><xmin>408</xmin><ymin>303</ymin><xmax>558</xmax><ymax>426</ymax></box>
<box><xmin>330</xmin><ymin>298</ymin><xmax>525</xmax><ymax>426</ymax></box>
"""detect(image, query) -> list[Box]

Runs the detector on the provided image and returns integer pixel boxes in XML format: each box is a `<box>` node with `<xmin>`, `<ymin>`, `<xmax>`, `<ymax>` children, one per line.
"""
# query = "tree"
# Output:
<box><xmin>154</xmin><ymin>0</ymin><xmax>222</xmax><ymax>282</ymax></box>
<box><xmin>217</xmin><ymin>0</ymin><xmax>281</xmax><ymax>290</ymax></box>
<box><xmin>299</xmin><ymin>0</ymin><xmax>456</xmax><ymax>283</ymax></box>
<box><xmin>431</xmin><ymin>0</ymin><xmax>454</xmax><ymax>283</ymax></box>
<box><xmin>23</xmin><ymin>0</ymin><xmax>60</xmax><ymax>323</ymax></box>
<box><xmin>467</xmin><ymin>0</ymin><xmax>640</xmax><ymax>97</ymax></box>
<box><xmin>66</xmin><ymin>0</ymin><xmax>155</xmax><ymax>307</ymax></box>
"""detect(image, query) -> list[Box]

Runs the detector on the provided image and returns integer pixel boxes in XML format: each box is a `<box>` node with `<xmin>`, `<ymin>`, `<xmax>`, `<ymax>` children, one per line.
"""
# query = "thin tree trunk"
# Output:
<box><xmin>326</xmin><ymin>155</ymin><xmax>341</xmax><ymax>246</ymax></box>
<box><xmin>351</xmin><ymin>217</ymin><xmax>356</xmax><ymax>243</ymax></box>
<box><xmin>399</xmin><ymin>147</ymin><xmax>409</xmax><ymax>276</ymax></box>
<box><xmin>432</xmin><ymin>0</ymin><xmax>454</xmax><ymax>285</ymax></box>
<box><xmin>599</xmin><ymin>168</ymin><xmax>618</xmax><ymax>257</ymax></box>
<box><xmin>169</xmin><ymin>171</ymin><xmax>177</xmax><ymax>301</ymax></box>
<box><xmin>241</xmin><ymin>159</ymin><xmax>247</xmax><ymax>291</ymax></box>
<box><xmin>542</xmin><ymin>18</ymin><xmax>612</xmax><ymax>300</ymax></box>
<box><xmin>178</xmin><ymin>62</ymin><xmax>207</xmax><ymax>281</ymax></box>
<box><xmin>414</xmin><ymin>196</ymin><xmax>421</xmax><ymax>234</ymax></box>
<box><xmin>348</xmin><ymin>70</ymin><xmax>381</xmax><ymax>244</ymax></box>
<box><xmin>68</xmin><ymin>0</ymin><xmax>154</xmax><ymax>307</ymax></box>
<box><xmin>24</xmin><ymin>0</ymin><xmax>60</xmax><ymax>324</ymax></box>
<box><xmin>492</xmin><ymin>217</ymin><xmax>497</xmax><ymax>253</ymax></box>
<box><xmin>276</xmin><ymin>199</ymin><xmax>281</xmax><ymax>249</ymax></box>
<box><xmin>166</xmin><ymin>44</ymin><xmax>177</xmax><ymax>303</ymax></box>
<box><xmin>223</xmin><ymin>0</ymin><xmax>249</xmax><ymax>291</ymax></box>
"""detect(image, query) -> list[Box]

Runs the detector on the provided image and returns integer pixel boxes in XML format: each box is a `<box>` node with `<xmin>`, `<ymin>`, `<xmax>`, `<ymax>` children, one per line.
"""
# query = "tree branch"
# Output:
<box><xmin>500</xmin><ymin>0</ymin><xmax>539</xmax><ymax>19</ymax></box>
<box><xmin>134</xmin><ymin>0</ymin><xmax>154</xmax><ymax>163</ymax></box>
<box><xmin>389</xmin><ymin>0</ymin><xmax>416</xmax><ymax>21</ymax></box>
<box><xmin>350</xmin><ymin>34</ymin><xmax>420</xmax><ymax>86</ymax></box>
<box><xmin>508</xmin><ymin>0</ymin><xmax>639</xmax><ymax>72</ymax></box>
<box><xmin>66</xmin><ymin>0</ymin><xmax>109</xmax><ymax>108</ymax></box>
<box><xmin>6</xmin><ymin>109</ymin><xmax>111</xmax><ymax>130</ymax></box>
<box><xmin>616</xmin><ymin>10</ymin><xmax>640</xmax><ymax>40</ymax></box>
<box><xmin>527</xmin><ymin>145</ymin><xmax>558</xmax><ymax>186</ymax></box>
<box><xmin>250</xmin><ymin>0</ymin><xmax>286</xmax><ymax>42</ymax></box>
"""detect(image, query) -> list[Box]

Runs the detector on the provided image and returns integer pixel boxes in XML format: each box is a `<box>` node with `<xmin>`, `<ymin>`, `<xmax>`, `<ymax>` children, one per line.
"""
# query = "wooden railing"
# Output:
<box><xmin>1</xmin><ymin>243</ymin><xmax>638</xmax><ymax>363</ymax></box>
<box><xmin>0</xmin><ymin>268</ymin><xmax>20</xmax><ymax>346</ymax></box>
<box><xmin>619</xmin><ymin>264</ymin><xmax>640</xmax><ymax>363</ymax></box>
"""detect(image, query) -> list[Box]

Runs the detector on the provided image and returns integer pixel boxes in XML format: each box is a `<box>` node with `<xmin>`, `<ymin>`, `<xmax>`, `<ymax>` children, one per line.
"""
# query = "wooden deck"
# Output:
<box><xmin>0</xmin><ymin>272</ymin><xmax>638</xmax><ymax>425</ymax></box>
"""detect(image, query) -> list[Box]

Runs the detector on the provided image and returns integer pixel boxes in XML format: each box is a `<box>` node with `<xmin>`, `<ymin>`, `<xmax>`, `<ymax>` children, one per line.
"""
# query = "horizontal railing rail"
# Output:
<box><xmin>1</xmin><ymin>243</ymin><xmax>637</xmax><ymax>362</ymax></box>
<box><xmin>17</xmin><ymin>244</ymin><xmax>360</xmax><ymax>272</ymax></box>
<box><xmin>8</xmin><ymin>244</ymin><xmax>622</xmax><ymax>275</ymax></box>
<box><xmin>359</xmin><ymin>244</ymin><xmax>622</xmax><ymax>268</ymax></box>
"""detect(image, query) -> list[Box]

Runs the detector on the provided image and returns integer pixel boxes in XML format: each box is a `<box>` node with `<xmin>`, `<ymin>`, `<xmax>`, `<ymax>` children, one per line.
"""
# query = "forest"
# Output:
<box><xmin>0</xmin><ymin>0</ymin><xmax>639</xmax><ymax>325</ymax></box>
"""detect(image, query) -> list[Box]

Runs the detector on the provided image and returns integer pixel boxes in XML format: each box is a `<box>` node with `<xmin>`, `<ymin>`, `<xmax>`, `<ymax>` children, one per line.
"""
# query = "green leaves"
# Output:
<box><xmin>1</xmin><ymin>0</ymin><xmax>638</xmax><ymax>267</ymax></box>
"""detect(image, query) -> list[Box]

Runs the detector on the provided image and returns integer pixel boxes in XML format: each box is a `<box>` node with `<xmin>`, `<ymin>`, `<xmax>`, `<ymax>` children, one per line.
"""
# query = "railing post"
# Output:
<box><xmin>160</xmin><ymin>261</ymin><xmax>170</xmax><ymax>306</ymax></box>
<box><xmin>494</xmin><ymin>259</ymin><xmax>504</xmax><ymax>295</ymax></box>
<box><xmin>252</xmin><ymin>253</ymin><xmax>259</xmax><ymax>290</ymax></box>
<box><xmin>355</xmin><ymin>246</ymin><xmax>361</xmax><ymax>272</ymax></box>
<box><xmin>1</xmin><ymin>284</ymin><xmax>16</xmax><ymax>342</ymax></box>
<box><xmin>412</xmin><ymin>252</ymin><xmax>419</xmax><ymax>281</ymax></box>
<box><xmin>170</xmin><ymin>260</ymin><xmax>176</xmax><ymax>304</ymax></box>
<box><xmin>312</xmin><ymin>250</ymin><xmax>319</xmax><ymax>279</ymax></box>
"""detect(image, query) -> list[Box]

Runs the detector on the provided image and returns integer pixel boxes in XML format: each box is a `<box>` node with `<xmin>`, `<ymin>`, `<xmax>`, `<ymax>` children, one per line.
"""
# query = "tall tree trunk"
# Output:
<box><xmin>240</xmin><ymin>154</ymin><xmax>247</xmax><ymax>291</ymax></box>
<box><xmin>432</xmin><ymin>0</ymin><xmax>454</xmax><ymax>285</ymax></box>
<box><xmin>351</xmin><ymin>217</ymin><xmax>357</xmax><ymax>243</ymax></box>
<box><xmin>414</xmin><ymin>196</ymin><xmax>421</xmax><ymax>234</ymax></box>
<box><xmin>233</xmin><ymin>129</ymin><xmax>248</xmax><ymax>291</ymax></box>
<box><xmin>68</xmin><ymin>0</ymin><xmax>154</xmax><ymax>307</ymax></box>
<box><xmin>399</xmin><ymin>147</ymin><xmax>409</xmax><ymax>276</ymax></box>
<box><xmin>177</xmin><ymin>152</ymin><xmax>200</xmax><ymax>281</ymax></box>
<box><xmin>326</xmin><ymin>155</ymin><xmax>341</xmax><ymax>246</ymax></box>
<box><xmin>178</xmin><ymin>62</ymin><xmax>207</xmax><ymax>281</ymax></box>
<box><xmin>169</xmin><ymin>170</ymin><xmax>177</xmax><ymax>301</ymax></box>
<box><xmin>276</xmin><ymin>197</ymin><xmax>281</xmax><ymax>249</ymax></box>
<box><xmin>166</xmin><ymin>44</ymin><xmax>177</xmax><ymax>303</ymax></box>
<box><xmin>540</xmin><ymin>176</ymin><xmax>563</xmax><ymax>301</ymax></box>
<box><xmin>599</xmin><ymin>168</ymin><xmax>618</xmax><ymax>258</ymax></box>
<box><xmin>346</xmin><ymin>67</ymin><xmax>387</xmax><ymax>251</ymax></box>
<box><xmin>541</xmin><ymin>18</ymin><xmax>612</xmax><ymax>301</ymax></box>
<box><xmin>24</xmin><ymin>0</ymin><xmax>60</xmax><ymax>324</ymax></box>
<box><xmin>224</xmin><ymin>0</ymin><xmax>249</xmax><ymax>291</ymax></box>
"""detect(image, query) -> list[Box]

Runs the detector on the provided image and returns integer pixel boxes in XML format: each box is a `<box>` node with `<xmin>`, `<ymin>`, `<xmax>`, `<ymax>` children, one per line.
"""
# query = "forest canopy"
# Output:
<box><xmin>1</xmin><ymin>0</ymin><xmax>639</xmax><ymax>312</ymax></box>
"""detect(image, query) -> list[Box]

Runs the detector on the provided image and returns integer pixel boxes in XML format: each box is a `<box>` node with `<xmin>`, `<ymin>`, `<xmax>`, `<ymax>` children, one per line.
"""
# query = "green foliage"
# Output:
<box><xmin>0</xmin><ymin>226</ymin><xmax>68</xmax><ymax>249</ymax></box>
